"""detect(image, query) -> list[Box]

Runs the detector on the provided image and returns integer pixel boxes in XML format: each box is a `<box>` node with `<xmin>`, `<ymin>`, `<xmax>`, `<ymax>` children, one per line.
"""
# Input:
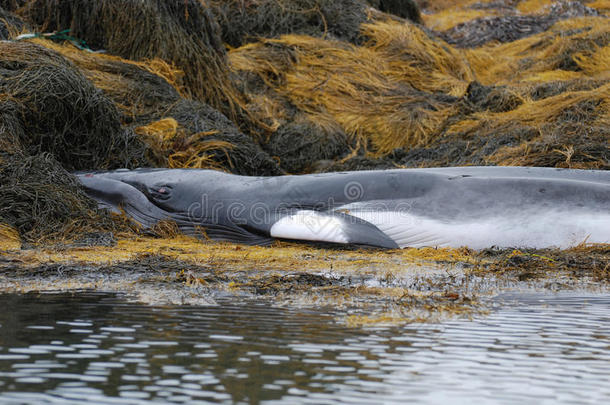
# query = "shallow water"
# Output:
<box><xmin>0</xmin><ymin>291</ymin><xmax>609</xmax><ymax>404</ymax></box>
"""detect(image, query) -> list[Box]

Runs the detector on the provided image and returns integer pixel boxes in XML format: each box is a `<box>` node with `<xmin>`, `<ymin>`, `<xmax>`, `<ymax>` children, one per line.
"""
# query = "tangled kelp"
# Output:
<box><xmin>6</xmin><ymin>0</ymin><xmax>606</xmax><ymax>174</ymax></box>
<box><xmin>264</xmin><ymin>116</ymin><xmax>351</xmax><ymax>173</ymax></box>
<box><xmin>423</xmin><ymin>0</ymin><xmax>607</xmax><ymax>30</ymax></box>
<box><xmin>328</xmin><ymin>85</ymin><xmax>609</xmax><ymax>170</ymax></box>
<box><xmin>477</xmin><ymin>244</ymin><xmax>610</xmax><ymax>283</ymax></box>
<box><xmin>368</xmin><ymin>0</ymin><xmax>422</xmax><ymax>22</ymax></box>
<box><xmin>23</xmin><ymin>38</ymin><xmax>281</xmax><ymax>175</ymax></box>
<box><xmin>0</xmin><ymin>222</ymin><xmax>20</xmax><ymax>250</ymax></box>
<box><xmin>167</xmin><ymin>99</ymin><xmax>282</xmax><ymax>175</ymax></box>
<box><xmin>12</xmin><ymin>0</ymin><xmax>246</xmax><ymax>123</ymax></box>
<box><xmin>0</xmin><ymin>152</ymin><xmax>131</xmax><ymax>242</ymax></box>
<box><xmin>441</xmin><ymin>1</ymin><xmax>601</xmax><ymax>48</ymax></box>
<box><xmin>440</xmin><ymin>83</ymin><xmax>610</xmax><ymax>169</ymax></box>
<box><xmin>0</xmin><ymin>40</ymin><xmax>146</xmax><ymax>171</ymax></box>
<box><xmin>0</xmin><ymin>96</ymin><xmax>24</xmax><ymax>154</ymax></box>
<box><xmin>208</xmin><ymin>0</ymin><xmax>423</xmax><ymax>49</ymax></box>
<box><xmin>0</xmin><ymin>6</ymin><xmax>25</xmax><ymax>39</ymax></box>
<box><xmin>230</xmin><ymin>12</ymin><xmax>609</xmax><ymax>170</ymax></box>
<box><xmin>135</xmin><ymin>118</ymin><xmax>229</xmax><ymax>169</ymax></box>
<box><xmin>438</xmin><ymin>16</ymin><xmax>610</xmax><ymax>169</ymax></box>
<box><xmin>229</xmin><ymin>24</ymin><xmax>469</xmax><ymax>157</ymax></box>
<box><xmin>136</xmin><ymin>100</ymin><xmax>282</xmax><ymax>175</ymax></box>
<box><xmin>228</xmin><ymin>23</ymin><xmax>466</xmax><ymax>167</ymax></box>
<box><xmin>210</xmin><ymin>0</ymin><xmax>369</xmax><ymax>47</ymax></box>
<box><xmin>27</xmin><ymin>38</ymin><xmax>187</xmax><ymax>127</ymax></box>
<box><xmin>466</xmin><ymin>17</ymin><xmax>610</xmax><ymax>84</ymax></box>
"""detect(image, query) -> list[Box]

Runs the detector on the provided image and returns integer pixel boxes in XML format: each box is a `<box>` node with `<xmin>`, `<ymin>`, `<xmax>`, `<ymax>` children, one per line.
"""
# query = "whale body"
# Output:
<box><xmin>76</xmin><ymin>167</ymin><xmax>610</xmax><ymax>249</ymax></box>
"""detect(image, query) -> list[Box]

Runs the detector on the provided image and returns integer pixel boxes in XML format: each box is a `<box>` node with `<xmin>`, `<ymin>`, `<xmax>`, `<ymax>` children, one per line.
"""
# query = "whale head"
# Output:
<box><xmin>75</xmin><ymin>169</ymin><xmax>275</xmax><ymax>244</ymax></box>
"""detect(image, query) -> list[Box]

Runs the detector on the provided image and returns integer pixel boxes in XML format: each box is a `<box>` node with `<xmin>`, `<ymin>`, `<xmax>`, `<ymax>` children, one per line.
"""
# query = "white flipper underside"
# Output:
<box><xmin>270</xmin><ymin>210</ymin><xmax>348</xmax><ymax>244</ymax></box>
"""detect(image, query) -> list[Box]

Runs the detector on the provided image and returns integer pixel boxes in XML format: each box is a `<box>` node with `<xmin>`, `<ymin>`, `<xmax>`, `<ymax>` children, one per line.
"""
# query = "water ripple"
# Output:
<box><xmin>0</xmin><ymin>292</ymin><xmax>609</xmax><ymax>404</ymax></box>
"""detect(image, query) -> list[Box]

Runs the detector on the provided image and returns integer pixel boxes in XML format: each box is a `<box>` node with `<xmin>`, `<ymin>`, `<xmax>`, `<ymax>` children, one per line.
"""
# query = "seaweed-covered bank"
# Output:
<box><xmin>0</xmin><ymin>0</ymin><xmax>608</xmax><ymax>320</ymax></box>
<box><xmin>1</xmin><ymin>237</ymin><xmax>609</xmax><ymax>324</ymax></box>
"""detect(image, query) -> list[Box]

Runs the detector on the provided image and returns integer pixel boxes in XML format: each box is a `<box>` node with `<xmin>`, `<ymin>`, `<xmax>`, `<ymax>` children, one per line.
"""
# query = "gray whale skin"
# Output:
<box><xmin>76</xmin><ymin>166</ymin><xmax>610</xmax><ymax>249</ymax></box>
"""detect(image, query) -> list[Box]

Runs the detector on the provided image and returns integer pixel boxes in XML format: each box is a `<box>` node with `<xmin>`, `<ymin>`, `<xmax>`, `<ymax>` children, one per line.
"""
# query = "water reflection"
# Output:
<box><xmin>0</xmin><ymin>291</ymin><xmax>609</xmax><ymax>404</ymax></box>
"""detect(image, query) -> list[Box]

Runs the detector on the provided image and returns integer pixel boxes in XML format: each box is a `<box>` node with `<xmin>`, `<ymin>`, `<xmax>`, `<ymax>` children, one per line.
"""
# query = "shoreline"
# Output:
<box><xmin>2</xmin><ymin>237</ymin><xmax>608</xmax><ymax>325</ymax></box>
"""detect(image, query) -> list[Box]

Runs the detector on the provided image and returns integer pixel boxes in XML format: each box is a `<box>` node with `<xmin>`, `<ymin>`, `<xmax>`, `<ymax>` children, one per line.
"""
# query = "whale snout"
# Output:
<box><xmin>77</xmin><ymin>173</ymin><xmax>177</xmax><ymax>229</ymax></box>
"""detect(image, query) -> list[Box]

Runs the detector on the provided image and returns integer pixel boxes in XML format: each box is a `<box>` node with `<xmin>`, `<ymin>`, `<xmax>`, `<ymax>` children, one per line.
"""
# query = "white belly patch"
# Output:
<box><xmin>346</xmin><ymin>209</ymin><xmax>610</xmax><ymax>249</ymax></box>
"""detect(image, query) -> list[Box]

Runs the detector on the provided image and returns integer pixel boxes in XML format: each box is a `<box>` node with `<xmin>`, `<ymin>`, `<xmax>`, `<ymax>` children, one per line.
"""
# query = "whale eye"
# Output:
<box><xmin>148</xmin><ymin>184</ymin><xmax>172</xmax><ymax>201</ymax></box>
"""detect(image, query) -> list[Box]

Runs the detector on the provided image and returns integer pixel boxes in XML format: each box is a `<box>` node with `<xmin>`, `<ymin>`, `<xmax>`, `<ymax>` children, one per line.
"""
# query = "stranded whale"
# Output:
<box><xmin>76</xmin><ymin>167</ymin><xmax>610</xmax><ymax>249</ymax></box>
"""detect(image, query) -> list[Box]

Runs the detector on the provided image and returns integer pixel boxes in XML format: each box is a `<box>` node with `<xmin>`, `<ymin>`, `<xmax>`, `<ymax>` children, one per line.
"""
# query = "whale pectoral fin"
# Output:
<box><xmin>345</xmin><ymin>210</ymin><xmax>451</xmax><ymax>248</ymax></box>
<box><xmin>269</xmin><ymin>210</ymin><xmax>399</xmax><ymax>249</ymax></box>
